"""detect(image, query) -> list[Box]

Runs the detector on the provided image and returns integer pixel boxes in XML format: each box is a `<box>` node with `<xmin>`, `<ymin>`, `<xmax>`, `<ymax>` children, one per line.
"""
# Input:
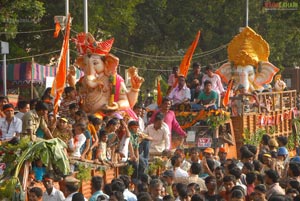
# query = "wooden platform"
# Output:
<box><xmin>231</xmin><ymin>90</ymin><xmax>297</xmax><ymax>158</ymax></box>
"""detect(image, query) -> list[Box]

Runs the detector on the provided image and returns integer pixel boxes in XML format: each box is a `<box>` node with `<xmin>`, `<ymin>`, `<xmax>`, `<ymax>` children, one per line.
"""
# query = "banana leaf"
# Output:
<box><xmin>0</xmin><ymin>138</ymin><xmax>70</xmax><ymax>200</ymax></box>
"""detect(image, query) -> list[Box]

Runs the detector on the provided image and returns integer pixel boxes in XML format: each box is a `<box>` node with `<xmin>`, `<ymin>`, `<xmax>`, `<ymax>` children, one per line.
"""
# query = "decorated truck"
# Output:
<box><xmin>175</xmin><ymin>27</ymin><xmax>299</xmax><ymax>159</ymax></box>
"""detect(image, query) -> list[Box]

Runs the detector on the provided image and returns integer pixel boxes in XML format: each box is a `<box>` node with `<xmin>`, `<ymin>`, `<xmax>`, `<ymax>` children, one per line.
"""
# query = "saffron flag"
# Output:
<box><xmin>51</xmin><ymin>14</ymin><xmax>71</xmax><ymax>115</ymax></box>
<box><xmin>222</xmin><ymin>79</ymin><xmax>233</xmax><ymax>107</ymax></box>
<box><xmin>53</xmin><ymin>22</ymin><xmax>61</xmax><ymax>38</ymax></box>
<box><xmin>157</xmin><ymin>78</ymin><xmax>162</xmax><ymax>106</ymax></box>
<box><xmin>173</xmin><ymin>31</ymin><xmax>201</xmax><ymax>88</ymax></box>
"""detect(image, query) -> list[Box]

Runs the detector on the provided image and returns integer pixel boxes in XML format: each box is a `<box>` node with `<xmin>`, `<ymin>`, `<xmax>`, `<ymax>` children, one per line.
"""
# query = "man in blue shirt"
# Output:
<box><xmin>89</xmin><ymin>176</ymin><xmax>109</xmax><ymax>201</ymax></box>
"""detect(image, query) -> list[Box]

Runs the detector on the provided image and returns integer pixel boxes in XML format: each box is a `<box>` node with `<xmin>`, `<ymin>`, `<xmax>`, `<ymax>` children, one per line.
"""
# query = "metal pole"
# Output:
<box><xmin>31</xmin><ymin>57</ymin><xmax>34</xmax><ymax>99</ymax></box>
<box><xmin>246</xmin><ymin>0</ymin><xmax>249</xmax><ymax>27</ymax></box>
<box><xmin>84</xmin><ymin>0</ymin><xmax>88</xmax><ymax>33</ymax></box>
<box><xmin>66</xmin><ymin>0</ymin><xmax>70</xmax><ymax>68</ymax></box>
<box><xmin>3</xmin><ymin>54</ymin><xmax>6</xmax><ymax>96</ymax></box>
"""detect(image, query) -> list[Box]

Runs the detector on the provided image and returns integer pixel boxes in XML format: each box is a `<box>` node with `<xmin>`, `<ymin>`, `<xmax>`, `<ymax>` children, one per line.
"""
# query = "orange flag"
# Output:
<box><xmin>53</xmin><ymin>22</ymin><xmax>61</xmax><ymax>38</ymax></box>
<box><xmin>173</xmin><ymin>31</ymin><xmax>201</xmax><ymax>87</ymax></box>
<box><xmin>51</xmin><ymin>14</ymin><xmax>71</xmax><ymax>115</ymax></box>
<box><xmin>222</xmin><ymin>79</ymin><xmax>233</xmax><ymax>107</ymax></box>
<box><xmin>157</xmin><ymin>78</ymin><xmax>162</xmax><ymax>106</ymax></box>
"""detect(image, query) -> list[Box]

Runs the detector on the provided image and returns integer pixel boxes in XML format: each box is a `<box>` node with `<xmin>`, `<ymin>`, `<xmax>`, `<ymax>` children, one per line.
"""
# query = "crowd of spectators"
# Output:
<box><xmin>0</xmin><ymin>61</ymin><xmax>296</xmax><ymax>201</ymax></box>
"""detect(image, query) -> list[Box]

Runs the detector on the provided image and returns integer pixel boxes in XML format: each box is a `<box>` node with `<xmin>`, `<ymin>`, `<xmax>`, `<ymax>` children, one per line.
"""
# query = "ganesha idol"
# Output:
<box><xmin>216</xmin><ymin>27</ymin><xmax>279</xmax><ymax>92</ymax></box>
<box><xmin>72</xmin><ymin>32</ymin><xmax>144</xmax><ymax>115</ymax></box>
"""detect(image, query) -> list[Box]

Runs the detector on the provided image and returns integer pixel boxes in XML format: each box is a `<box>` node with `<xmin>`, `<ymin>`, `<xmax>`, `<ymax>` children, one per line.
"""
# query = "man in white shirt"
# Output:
<box><xmin>133</xmin><ymin>104</ymin><xmax>145</xmax><ymax>132</ymax></box>
<box><xmin>120</xmin><ymin>175</ymin><xmax>137</xmax><ymax>201</ymax></box>
<box><xmin>15</xmin><ymin>100</ymin><xmax>30</xmax><ymax>120</ymax></box>
<box><xmin>175</xmin><ymin>148</ymin><xmax>191</xmax><ymax>172</ymax></box>
<box><xmin>149</xmin><ymin>179</ymin><xmax>163</xmax><ymax>200</ymax></box>
<box><xmin>188</xmin><ymin>163</ymin><xmax>208</xmax><ymax>192</ymax></box>
<box><xmin>144</xmin><ymin>112</ymin><xmax>170</xmax><ymax>154</ymax></box>
<box><xmin>42</xmin><ymin>173</ymin><xmax>65</xmax><ymax>201</ymax></box>
<box><xmin>168</xmin><ymin>75</ymin><xmax>191</xmax><ymax>106</ymax></box>
<box><xmin>133</xmin><ymin>104</ymin><xmax>149</xmax><ymax>167</ymax></box>
<box><xmin>171</xmin><ymin>155</ymin><xmax>189</xmax><ymax>179</ymax></box>
<box><xmin>0</xmin><ymin>104</ymin><xmax>22</xmax><ymax>142</ymax></box>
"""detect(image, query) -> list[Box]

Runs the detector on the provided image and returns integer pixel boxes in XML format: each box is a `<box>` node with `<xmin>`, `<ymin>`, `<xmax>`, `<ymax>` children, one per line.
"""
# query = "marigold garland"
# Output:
<box><xmin>176</xmin><ymin>109</ymin><xmax>230</xmax><ymax>129</ymax></box>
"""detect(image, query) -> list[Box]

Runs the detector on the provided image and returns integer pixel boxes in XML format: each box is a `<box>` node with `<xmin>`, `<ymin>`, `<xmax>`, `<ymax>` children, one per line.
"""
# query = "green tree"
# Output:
<box><xmin>2</xmin><ymin>0</ymin><xmax>300</xmax><ymax>93</ymax></box>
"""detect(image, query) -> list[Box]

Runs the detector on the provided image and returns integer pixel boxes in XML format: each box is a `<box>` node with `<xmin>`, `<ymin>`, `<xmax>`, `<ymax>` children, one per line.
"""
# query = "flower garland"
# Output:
<box><xmin>206</xmin><ymin>109</ymin><xmax>230</xmax><ymax>129</ymax></box>
<box><xmin>109</xmin><ymin>74</ymin><xmax>116</xmax><ymax>106</ymax></box>
<box><xmin>176</xmin><ymin>109</ymin><xmax>230</xmax><ymax>129</ymax></box>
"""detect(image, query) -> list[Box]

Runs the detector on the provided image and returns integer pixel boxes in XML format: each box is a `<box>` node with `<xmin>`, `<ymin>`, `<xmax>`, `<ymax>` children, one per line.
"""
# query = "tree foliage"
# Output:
<box><xmin>1</xmin><ymin>0</ymin><xmax>300</xmax><ymax>91</ymax></box>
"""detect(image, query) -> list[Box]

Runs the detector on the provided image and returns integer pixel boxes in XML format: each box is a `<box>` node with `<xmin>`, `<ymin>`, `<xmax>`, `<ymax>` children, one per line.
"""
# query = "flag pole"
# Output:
<box><xmin>66</xmin><ymin>0</ymin><xmax>69</xmax><ymax>70</ymax></box>
<box><xmin>31</xmin><ymin>57</ymin><xmax>34</xmax><ymax>99</ymax></box>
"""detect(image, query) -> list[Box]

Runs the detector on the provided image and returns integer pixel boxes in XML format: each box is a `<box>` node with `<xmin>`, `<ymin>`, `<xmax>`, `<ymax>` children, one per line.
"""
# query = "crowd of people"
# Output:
<box><xmin>0</xmin><ymin>61</ymin><xmax>297</xmax><ymax>201</ymax></box>
<box><xmin>167</xmin><ymin>63</ymin><xmax>224</xmax><ymax>111</ymax></box>
<box><xmin>17</xmin><ymin>131</ymin><xmax>300</xmax><ymax>201</ymax></box>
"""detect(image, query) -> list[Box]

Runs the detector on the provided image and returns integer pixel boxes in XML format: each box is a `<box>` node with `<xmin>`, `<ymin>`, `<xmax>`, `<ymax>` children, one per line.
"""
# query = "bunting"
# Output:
<box><xmin>51</xmin><ymin>14</ymin><xmax>71</xmax><ymax>115</ymax></box>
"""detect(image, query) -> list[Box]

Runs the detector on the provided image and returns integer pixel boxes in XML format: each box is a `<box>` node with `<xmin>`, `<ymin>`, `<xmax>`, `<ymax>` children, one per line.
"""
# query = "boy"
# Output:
<box><xmin>95</xmin><ymin>130</ymin><xmax>112</xmax><ymax>166</ymax></box>
<box><xmin>69</xmin><ymin>123</ymin><xmax>86</xmax><ymax>158</ymax></box>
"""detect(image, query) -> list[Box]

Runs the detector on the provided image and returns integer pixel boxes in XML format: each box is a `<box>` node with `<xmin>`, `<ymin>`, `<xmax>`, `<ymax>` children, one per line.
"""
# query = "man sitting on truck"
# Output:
<box><xmin>193</xmin><ymin>80</ymin><xmax>218</xmax><ymax>111</ymax></box>
<box><xmin>167</xmin><ymin>75</ymin><xmax>191</xmax><ymax>107</ymax></box>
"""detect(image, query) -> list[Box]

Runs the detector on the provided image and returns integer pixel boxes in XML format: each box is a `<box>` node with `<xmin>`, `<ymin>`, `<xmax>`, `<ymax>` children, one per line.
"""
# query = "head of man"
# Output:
<box><xmin>172</xmin><ymin>66</ymin><xmax>179</xmax><ymax>76</ymax></box>
<box><xmin>171</xmin><ymin>154</ymin><xmax>182</xmax><ymax>168</ymax></box>
<box><xmin>58</xmin><ymin>118</ymin><xmax>69</xmax><ymax>129</ymax></box>
<box><xmin>91</xmin><ymin>176</ymin><xmax>103</xmax><ymax>192</ymax></box>
<box><xmin>35</xmin><ymin>101</ymin><xmax>49</xmax><ymax>117</ymax></box>
<box><xmin>28</xmin><ymin>187</ymin><xmax>43</xmax><ymax>201</ymax></box>
<box><xmin>254</xmin><ymin>184</ymin><xmax>267</xmax><ymax>200</ymax></box>
<box><xmin>218</xmin><ymin>147</ymin><xmax>227</xmax><ymax>161</ymax></box>
<box><xmin>205</xmin><ymin>65</ymin><xmax>214</xmax><ymax>77</ymax></box>
<box><xmin>187</xmin><ymin>182</ymin><xmax>201</xmax><ymax>195</ymax></box>
<box><xmin>177</xmin><ymin>75</ymin><xmax>186</xmax><ymax>89</ymax></box>
<box><xmin>205</xmin><ymin>176</ymin><xmax>217</xmax><ymax>192</ymax></box>
<box><xmin>42</xmin><ymin>173</ymin><xmax>54</xmax><ymax>193</ymax></box>
<box><xmin>17</xmin><ymin>100</ymin><xmax>30</xmax><ymax>113</ymax></box>
<box><xmin>203</xmin><ymin>147</ymin><xmax>214</xmax><ymax>159</ymax></box>
<box><xmin>192</xmin><ymin>62</ymin><xmax>201</xmax><ymax>75</ymax></box>
<box><xmin>288</xmin><ymin>162</ymin><xmax>300</xmax><ymax>177</ymax></box>
<box><xmin>0</xmin><ymin>96</ymin><xmax>9</xmax><ymax>109</ymax></box>
<box><xmin>3</xmin><ymin>104</ymin><xmax>14</xmax><ymax>120</ymax></box>
<box><xmin>214</xmin><ymin>166</ymin><xmax>225</xmax><ymax>182</ymax></box>
<box><xmin>153</xmin><ymin>112</ymin><xmax>164</xmax><ymax>130</ymax></box>
<box><xmin>264</xmin><ymin>169</ymin><xmax>279</xmax><ymax>185</ymax></box>
<box><xmin>175</xmin><ymin>148</ymin><xmax>185</xmax><ymax>159</ymax></box>
<box><xmin>162</xmin><ymin>170</ymin><xmax>174</xmax><ymax>185</ymax></box>
<box><xmin>128</xmin><ymin>120</ymin><xmax>139</xmax><ymax>133</ymax></box>
<box><xmin>240</xmin><ymin>148</ymin><xmax>254</xmax><ymax>164</ymax></box>
<box><xmin>161</xmin><ymin>97</ymin><xmax>171</xmax><ymax>112</ymax></box>
<box><xmin>223</xmin><ymin>175</ymin><xmax>236</xmax><ymax>193</ymax></box>
<box><xmin>149</xmin><ymin>179</ymin><xmax>163</xmax><ymax>199</ymax></box>
<box><xmin>176</xmin><ymin>183</ymin><xmax>189</xmax><ymax>200</ymax></box>
<box><xmin>64</xmin><ymin>176</ymin><xmax>80</xmax><ymax>196</ymax></box>
<box><xmin>69</xmin><ymin>103</ymin><xmax>79</xmax><ymax>115</ymax></box>
<box><xmin>189</xmin><ymin>147</ymin><xmax>199</xmax><ymax>162</ymax></box>
<box><xmin>190</xmin><ymin>162</ymin><xmax>202</xmax><ymax>175</ymax></box>
<box><xmin>64</xmin><ymin>86</ymin><xmax>76</xmax><ymax>99</ymax></box>
<box><xmin>204</xmin><ymin>80</ymin><xmax>213</xmax><ymax>93</ymax></box>
<box><xmin>133</xmin><ymin>103</ymin><xmax>143</xmax><ymax>117</ymax></box>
